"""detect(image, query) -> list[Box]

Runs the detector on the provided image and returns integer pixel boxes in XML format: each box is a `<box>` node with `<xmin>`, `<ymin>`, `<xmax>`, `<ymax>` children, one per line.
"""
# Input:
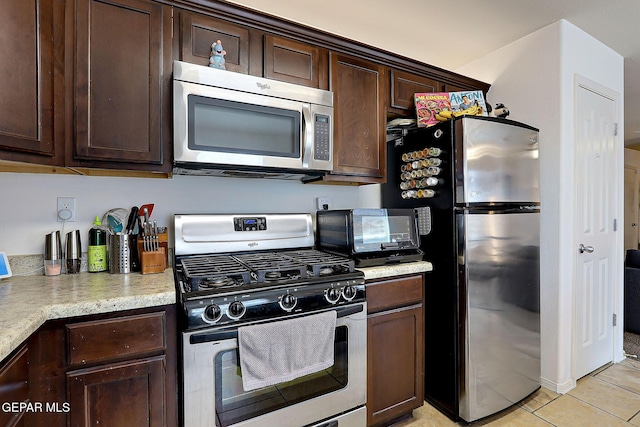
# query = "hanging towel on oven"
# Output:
<box><xmin>238</xmin><ymin>310</ymin><xmax>337</xmax><ymax>391</ymax></box>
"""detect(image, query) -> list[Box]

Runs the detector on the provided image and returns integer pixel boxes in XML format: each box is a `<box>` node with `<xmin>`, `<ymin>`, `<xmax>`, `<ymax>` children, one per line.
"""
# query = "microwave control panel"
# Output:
<box><xmin>313</xmin><ymin>114</ymin><xmax>331</xmax><ymax>161</ymax></box>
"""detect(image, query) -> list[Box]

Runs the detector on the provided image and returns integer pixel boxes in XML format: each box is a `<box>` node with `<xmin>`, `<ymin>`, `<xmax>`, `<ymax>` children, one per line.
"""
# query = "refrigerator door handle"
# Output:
<box><xmin>578</xmin><ymin>243</ymin><xmax>595</xmax><ymax>253</ymax></box>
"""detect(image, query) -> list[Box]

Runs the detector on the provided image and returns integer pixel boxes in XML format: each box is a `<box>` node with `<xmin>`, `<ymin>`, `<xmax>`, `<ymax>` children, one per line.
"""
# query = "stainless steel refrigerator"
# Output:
<box><xmin>381</xmin><ymin>116</ymin><xmax>541</xmax><ymax>422</ymax></box>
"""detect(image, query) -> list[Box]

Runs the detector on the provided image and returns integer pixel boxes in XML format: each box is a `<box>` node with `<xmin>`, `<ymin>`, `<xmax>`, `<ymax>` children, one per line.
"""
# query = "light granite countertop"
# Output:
<box><xmin>358</xmin><ymin>260</ymin><xmax>432</xmax><ymax>281</ymax></box>
<box><xmin>0</xmin><ymin>270</ymin><xmax>175</xmax><ymax>363</ymax></box>
<box><xmin>0</xmin><ymin>260</ymin><xmax>432</xmax><ymax>364</ymax></box>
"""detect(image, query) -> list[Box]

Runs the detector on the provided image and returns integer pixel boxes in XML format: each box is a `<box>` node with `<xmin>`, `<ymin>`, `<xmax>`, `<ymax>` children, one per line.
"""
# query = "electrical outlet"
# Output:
<box><xmin>316</xmin><ymin>197</ymin><xmax>332</xmax><ymax>211</ymax></box>
<box><xmin>57</xmin><ymin>197</ymin><xmax>76</xmax><ymax>222</ymax></box>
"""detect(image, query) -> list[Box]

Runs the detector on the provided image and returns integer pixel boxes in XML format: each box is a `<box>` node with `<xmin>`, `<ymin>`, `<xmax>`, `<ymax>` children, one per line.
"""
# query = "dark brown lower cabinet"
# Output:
<box><xmin>0</xmin><ymin>305</ymin><xmax>177</xmax><ymax>427</ymax></box>
<box><xmin>0</xmin><ymin>345</ymin><xmax>29</xmax><ymax>427</ymax></box>
<box><xmin>366</xmin><ymin>274</ymin><xmax>424</xmax><ymax>427</ymax></box>
<box><xmin>67</xmin><ymin>356</ymin><xmax>166</xmax><ymax>427</ymax></box>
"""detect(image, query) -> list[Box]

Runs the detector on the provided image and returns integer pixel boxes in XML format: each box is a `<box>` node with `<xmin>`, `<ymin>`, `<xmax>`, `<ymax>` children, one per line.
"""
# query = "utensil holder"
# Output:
<box><xmin>141</xmin><ymin>247</ymin><xmax>166</xmax><ymax>275</ymax></box>
<box><xmin>109</xmin><ymin>233</ymin><xmax>131</xmax><ymax>274</ymax></box>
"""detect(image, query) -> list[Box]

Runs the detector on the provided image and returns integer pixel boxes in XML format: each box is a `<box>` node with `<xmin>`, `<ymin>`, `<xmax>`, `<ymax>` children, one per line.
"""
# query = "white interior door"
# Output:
<box><xmin>624</xmin><ymin>166</ymin><xmax>639</xmax><ymax>250</ymax></box>
<box><xmin>573</xmin><ymin>84</ymin><xmax>617</xmax><ymax>379</ymax></box>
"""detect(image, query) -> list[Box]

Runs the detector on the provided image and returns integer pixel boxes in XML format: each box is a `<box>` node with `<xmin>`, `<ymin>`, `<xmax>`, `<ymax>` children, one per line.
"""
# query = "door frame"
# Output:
<box><xmin>624</xmin><ymin>165</ymin><xmax>639</xmax><ymax>250</ymax></box>
<box><xmin>571</xmin><ymin>75</ymin><xmax>625</xmax><ymax>382</ymax></box>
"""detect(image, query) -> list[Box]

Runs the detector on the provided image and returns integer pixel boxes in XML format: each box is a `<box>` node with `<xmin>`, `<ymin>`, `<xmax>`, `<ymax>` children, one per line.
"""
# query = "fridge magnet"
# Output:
<box><xmin>209</xmin><ymin>40</ymin><xmax>226</xmax><ymax>70</ymax></box>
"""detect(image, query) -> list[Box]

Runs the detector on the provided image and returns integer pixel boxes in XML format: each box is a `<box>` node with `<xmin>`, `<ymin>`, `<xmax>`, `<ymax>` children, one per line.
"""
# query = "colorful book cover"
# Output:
<box><xmin>449</xmin><ymin>90</ymin><xmax>488</xmax><ymax>115</ymax></box>
<box><xmin>414</xmin><ymin>90</ymin><xmax>488</xmax><ymax>127</ymax></box>
<box><xmin>414</xmin><ymin>92</ymin><xmax>451</xmax><ymax>127</ymax></box>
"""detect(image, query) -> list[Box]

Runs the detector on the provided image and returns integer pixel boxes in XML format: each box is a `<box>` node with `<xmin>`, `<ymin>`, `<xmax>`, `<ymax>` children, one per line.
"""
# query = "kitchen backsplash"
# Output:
<box><xmin>7</xmin><ymin>250</ymin><xmax>175</xmax><ymax>276</ymax></box>
<box><xmin>0</xmin><ymin>171</ymin><xmax>381</xmax><ymax>262</ymax></box>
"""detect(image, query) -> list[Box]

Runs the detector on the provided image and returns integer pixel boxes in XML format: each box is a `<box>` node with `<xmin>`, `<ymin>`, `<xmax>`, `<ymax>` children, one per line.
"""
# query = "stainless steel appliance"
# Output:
<box><xmin>315</xmin><ymin>208</ymin><xmax>424</xmax><ymax>267</ymax></box>
<box><xmin>380</xmin><ymin>116</ymin><xmax>541</xmax><ymax>422</ymax></box>
<box><xmin>174</xmin><ymin>213</ymin><xmax>366</xmax><ymax>427</ymax></box>
<box><xmin>173</xmin><ymin>61</ymin><xmax>333</xmax><ymax>181</ymax></box>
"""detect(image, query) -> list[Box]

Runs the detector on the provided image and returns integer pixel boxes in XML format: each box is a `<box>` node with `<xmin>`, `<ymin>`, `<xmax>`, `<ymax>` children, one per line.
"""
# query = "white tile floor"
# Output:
<box><xmin>394</xmin><ymin>357</ymin><xmax>640</xmax><ymax>427</ymax></box>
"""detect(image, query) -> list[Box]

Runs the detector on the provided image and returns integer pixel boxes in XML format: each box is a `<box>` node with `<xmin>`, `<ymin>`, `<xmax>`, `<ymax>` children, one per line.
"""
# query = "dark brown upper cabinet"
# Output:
<box><xmin>70</xmin><ymin>0</ymin><xmax>172</xmax><ymax>172</ymax></box>
<box><xmin>0</xmin><ymin>0</ymin><xmax>64</xmax><ymax>166</ymax></box>
<box><xmin>390</xmin><ymin>69</ymin><xmax>443</xmax><ymax>113</ymax></box>
<box><xmin>176</xmin><ymin>10</ymin><xmax>250</xmax><ymax>74</ymax></box>
<box><xmin>264</xmin><ymin>34</ymin><xmax>328</xmax><ymax>89</ymax></box>
<box><xmin>326</xmin><ymin>52</ymin><xmax>388</xmax><ymax>183</ymax></box>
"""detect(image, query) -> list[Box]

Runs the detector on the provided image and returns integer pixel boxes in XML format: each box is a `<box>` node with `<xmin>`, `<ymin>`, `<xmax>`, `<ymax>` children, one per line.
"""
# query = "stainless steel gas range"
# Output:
<box><xmin>173</xmin><ymin>213</ymin><xmax>367</xmax><ymax>427</ymax></box>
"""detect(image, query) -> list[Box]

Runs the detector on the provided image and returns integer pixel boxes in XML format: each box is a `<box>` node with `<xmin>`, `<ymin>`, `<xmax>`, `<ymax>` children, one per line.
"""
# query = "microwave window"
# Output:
<box><xmin>359</xmin><ymin>216</ymin><xmax>416</xmax><ymax>248</ymax></box>
<box><xmin>361</xmin><ymin>216</ymin><xmax>391</xmax><ymax>245</ymax></box>
<box><xmin>188</xmin><ymin>95</ymin><xmax>301</xmax><ymax>158</ymax></box>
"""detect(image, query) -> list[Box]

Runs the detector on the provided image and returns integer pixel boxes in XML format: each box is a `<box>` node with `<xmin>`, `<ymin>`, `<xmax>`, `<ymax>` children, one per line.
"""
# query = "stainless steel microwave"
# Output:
<box><xmin>173</xmin><ymin>61</ymin><xmax>333</xmax><ymax>180</ymax></box>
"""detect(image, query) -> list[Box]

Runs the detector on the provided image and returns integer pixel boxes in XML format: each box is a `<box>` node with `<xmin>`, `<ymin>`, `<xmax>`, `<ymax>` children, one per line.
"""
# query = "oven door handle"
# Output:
<box><xmin>190</xmin><ymin>304</ymin><xmax>364</xmax><ymax>344</ymax></box>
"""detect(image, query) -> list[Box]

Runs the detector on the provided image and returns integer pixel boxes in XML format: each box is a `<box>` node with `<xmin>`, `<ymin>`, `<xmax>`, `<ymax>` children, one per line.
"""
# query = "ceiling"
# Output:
<box><xmin>228</xmin><ymin>0</ymin><xmax>640</xmax><ymax>146</ymax></box>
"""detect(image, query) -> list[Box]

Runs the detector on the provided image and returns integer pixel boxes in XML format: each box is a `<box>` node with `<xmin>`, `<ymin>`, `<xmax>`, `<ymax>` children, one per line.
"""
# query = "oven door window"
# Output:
<box><xmin>188</xmin><ymin>95</ymin><xmax>301</xmax><ymax>158</ymax></box>
<box><xmin>215</xmin><ymin>326</ymin><xmax>348</xmax><ymax>427</ymax></box>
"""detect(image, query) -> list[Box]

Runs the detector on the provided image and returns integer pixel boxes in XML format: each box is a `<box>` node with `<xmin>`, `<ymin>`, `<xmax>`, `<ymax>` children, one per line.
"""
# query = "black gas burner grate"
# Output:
<box><xmin>233</xmin><ymin>252</ymin><xmax>308</xmax><ymax>283</ymax></box>
<box><xmin>178</xmin><ymin>249</ymin><xmax>356</xmax><ymax>293</ymax></box>
<box><xmin>180</xmin><ymin>255</ymin><xmax>251</xmax><ymax>291</ymax></box>
<box><xmin>280</xmin><ymin>249</ymin><xmax>356</xmax><ymax>277</ymax></box>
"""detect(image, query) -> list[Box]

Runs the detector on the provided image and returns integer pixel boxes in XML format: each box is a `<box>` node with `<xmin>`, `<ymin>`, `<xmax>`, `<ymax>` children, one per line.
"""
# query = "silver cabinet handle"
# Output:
<box><xmin>578</xmin><ymin>244</ymin><xmax>594</xmax><ymax>253</ymax></box>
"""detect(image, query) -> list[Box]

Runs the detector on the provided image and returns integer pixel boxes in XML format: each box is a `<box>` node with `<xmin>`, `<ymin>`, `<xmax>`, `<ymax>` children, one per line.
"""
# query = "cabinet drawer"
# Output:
<box><xmin>366</xmin><ymin>274</ymin><xmax>423</xmax><ymax>313</ymax></box>
<box><xmin>67</xmin><ymin>312</ymin><xmax>165</xmax><ymax>366</ymax></box>
<box><xmin>0</xmin><ymin>345</ymin><xmax>29</xmax><ymax>426</ymax></box>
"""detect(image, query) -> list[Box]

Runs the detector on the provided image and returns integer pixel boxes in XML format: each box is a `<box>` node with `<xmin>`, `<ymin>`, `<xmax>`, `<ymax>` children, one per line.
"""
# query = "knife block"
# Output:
<box><xmin>141</xmin><ymin>247</ymin><xmax>166</xmax><ymax>275</ymax></box>
<box><xmin>137</xmin><ymin>230</ymin><xmax>168</xmax><ymax>268</ymax></box>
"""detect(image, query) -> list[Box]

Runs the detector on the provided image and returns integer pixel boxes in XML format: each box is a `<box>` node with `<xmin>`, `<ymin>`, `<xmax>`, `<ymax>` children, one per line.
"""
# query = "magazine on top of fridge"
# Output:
<box><xmin>414</xmin><ymin>90</ymin><xmax>488</xmax><ymax>127</ymax></box>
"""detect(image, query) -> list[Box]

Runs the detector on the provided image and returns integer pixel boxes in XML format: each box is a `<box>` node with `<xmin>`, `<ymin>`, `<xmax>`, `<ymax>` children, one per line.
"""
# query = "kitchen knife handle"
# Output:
<box><xmin>125</xmin><ymin>206</ymin><xmax>139</xmax><ymax>234</ymax></box>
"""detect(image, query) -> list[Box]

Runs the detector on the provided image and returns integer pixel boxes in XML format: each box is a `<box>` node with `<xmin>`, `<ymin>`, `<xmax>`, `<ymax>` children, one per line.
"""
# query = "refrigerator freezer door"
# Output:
<box><xmin>458</xmin><ymin>210</ymin><xmax>541</xmax><ymax>422</ymax></box>
<box><xmin>456</xmin><ymin>117</ymin><xmax>539</xmax><ymax>205</ymax></box>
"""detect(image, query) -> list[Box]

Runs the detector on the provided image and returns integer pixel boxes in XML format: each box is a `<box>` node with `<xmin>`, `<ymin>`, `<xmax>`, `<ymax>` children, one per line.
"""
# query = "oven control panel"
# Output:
<box><xmin>183</xmin><ymin>277</ymin><xmax>365</xmax><ymax>329</ymax></box>
<box><xmin>234</xmin><ymin>217</ymin><xmax>267</xmax><ymax>231</ymax></box>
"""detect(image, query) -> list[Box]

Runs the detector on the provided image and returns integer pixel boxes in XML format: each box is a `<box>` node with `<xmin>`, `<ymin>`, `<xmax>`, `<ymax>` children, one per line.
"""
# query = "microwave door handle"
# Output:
<box><xmin>301</xmin><ymin>103</ymin><xmax>312</xmax><ymax>168</ymax></box>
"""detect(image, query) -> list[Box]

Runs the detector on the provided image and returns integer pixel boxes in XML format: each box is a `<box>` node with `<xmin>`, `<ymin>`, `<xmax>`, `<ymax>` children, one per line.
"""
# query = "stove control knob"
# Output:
<box><xmin>202</xmin><ymin>304</ymin><xmax>222</xmax><ymax>323</ymax></box>
<box><xmin>279</xmin><ymin>293</ymin><xmax>297</xmax><ymax>312</ymax></box>
<box><xmin>227</xmin><ymin>301</ymin><xmax>246</xmax><ymax>320</ymax></box>
<box><xmin>325</xmin><ymin>287</ymin><xmax>341</xmax><ymax>304</ymax></box>
<box><xmin>342</xmin><ymin>285</ymin><xmax>358</xmax><ymax>301</ymax></box>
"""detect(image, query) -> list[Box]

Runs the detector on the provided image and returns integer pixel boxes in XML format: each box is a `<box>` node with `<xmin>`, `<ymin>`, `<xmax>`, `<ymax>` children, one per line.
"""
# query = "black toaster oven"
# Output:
<box><xmin>316</xmin><ymin>208</ymin><xmax>423</xmax><ymax>267</ymax></box>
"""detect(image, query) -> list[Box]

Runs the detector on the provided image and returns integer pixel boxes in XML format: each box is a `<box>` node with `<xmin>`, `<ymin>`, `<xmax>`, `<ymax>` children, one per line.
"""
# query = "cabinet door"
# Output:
<box><xmin>72</xmin><ymin>0</ymin><xmax>170</xmax><ymax>169</ymax></box>
<box><xmin>390</xmin><ymin>70</ymin><xmax>442</xmax><ymax>111</ymax></box>
<box><xmin>177</xmin><ymin>11</ymin><xmax>250</xmax><ymax>74</ymax></box>
<box><xmin>0</xmin><ymin>346</ymin><xmax>29</xmax><ymax>427</ymax></box>
<box><xmin>0</xmin><ymin>0</ymin><xmax>64</xmax><ymax>165</ymax></box>
<box><xmin>367</xmin><ymin>305</ymin><xmax>424</xmax><ymax>426</ymax></box>
<box><xmin>67</xmin><ymin>356</ymin><xmax>166</xmax><ymax>427</ymax></box>
<box><xmin>329</xmin><ymin>53</ymin><xmax>387</xmax><ymax>183</ymax></box>
<box><xmin>264</xmin><ymin>35</ymin><xmax>328</xmax><ymax>89</ymax></box>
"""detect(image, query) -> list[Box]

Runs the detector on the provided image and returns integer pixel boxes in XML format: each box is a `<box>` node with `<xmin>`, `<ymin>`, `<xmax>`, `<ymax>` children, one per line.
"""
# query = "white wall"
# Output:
<box><xmin>0</xmin><ymin>173</ymin><xmax>381</xmax><ymax>257</ymax></box>
<box><xmin>457</xmin><ymin>20</ymin><xmax>624</xmax><ymax>393</ymax></box>
<box><xmin>625</xmin><ymin>148</ymin><xmax>640</xmax><ymax>168</ymax></box>
<box><xmin>625</xmin><ymin>148</ymin><xmax>640</xmax><ymax>249</ymax></box>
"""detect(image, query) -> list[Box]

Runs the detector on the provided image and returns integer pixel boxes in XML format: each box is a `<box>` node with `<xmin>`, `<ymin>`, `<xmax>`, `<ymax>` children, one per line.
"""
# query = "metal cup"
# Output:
<box><xmin>44</xmin><ymin>231</ymin><xmax>62</xmax><ymax>276</ymax></box>
<box><xmin>65</xmin><ymin>230</ymin><xmax>82</xmax><ymax>274</ymax></box>
<box><xmin>45</xmin><ymin>231</ymin><xmax>62</xmax><ymax>261</ymax></box>
<box><xmin>109</xmin><ymin>233</ymin><xmax>131</xmax><ymax>274</ymax></box>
